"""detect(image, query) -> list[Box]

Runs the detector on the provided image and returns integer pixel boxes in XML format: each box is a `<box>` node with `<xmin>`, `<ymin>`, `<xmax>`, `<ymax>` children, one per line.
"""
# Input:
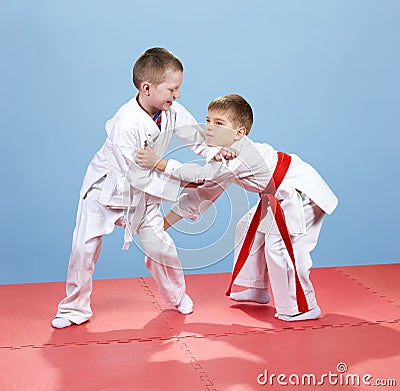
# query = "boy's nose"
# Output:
<box><xmin>204</xmin><ymin>123</ymin><xmax>213</xmax><ymax>133</ymax></box>
<box><xmin>173</xmin><ymin>89</ymin><xmax>180</xmax><ymax>99</ymax></box>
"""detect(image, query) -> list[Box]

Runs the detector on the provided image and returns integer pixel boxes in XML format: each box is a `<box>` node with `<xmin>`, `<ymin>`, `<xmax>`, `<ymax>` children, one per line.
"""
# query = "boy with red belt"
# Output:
<box><xmin>135</xmin><ymin>94</ymin><xmax>338</xmax><ymax>321</ymax></box>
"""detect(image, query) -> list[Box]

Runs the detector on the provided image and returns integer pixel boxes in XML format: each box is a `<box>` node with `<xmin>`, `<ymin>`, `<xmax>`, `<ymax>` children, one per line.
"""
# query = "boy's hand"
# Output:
<box><xmin>214</xmin><ymin>147</ymin><xmax>238</xmax><ymax>161</ymax></box>
<box><xmin>136</xmin><ymin>146</ymin><xmax>166</xmax><ymax>171</ymax></box>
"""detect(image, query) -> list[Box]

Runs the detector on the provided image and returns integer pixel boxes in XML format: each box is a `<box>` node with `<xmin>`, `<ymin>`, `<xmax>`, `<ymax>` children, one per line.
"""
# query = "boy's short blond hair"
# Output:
<box><xmin>208</xmin><ymin>94</ymin><xmax>253</xmax><ymax>134</ymax></box>
<box><xmin>133</xmin><ymin>48</ymin><xmax>183</xmax><ymax>88</ymax></box>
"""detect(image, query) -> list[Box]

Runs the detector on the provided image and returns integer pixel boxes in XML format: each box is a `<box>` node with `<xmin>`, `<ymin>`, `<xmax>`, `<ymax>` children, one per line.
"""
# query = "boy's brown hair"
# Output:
<box><xmin>133</xmin><ymin>48</ymin><xmax>184</xmax><ymax>88</ymax></box>
<box><xmin>208</xmin><ymin>94</ymin><xmax>253</xmax><ymax>134</ymax></box>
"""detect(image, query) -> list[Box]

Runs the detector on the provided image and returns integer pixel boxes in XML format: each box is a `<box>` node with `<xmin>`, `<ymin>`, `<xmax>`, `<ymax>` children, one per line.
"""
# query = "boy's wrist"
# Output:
<box><xmin>155</xmin><ymin>159</ymin><xmax>168</xmax><ymax>172</ymax></box>
<box><xmin>164</xmin><ymin>210</ymin><xmax>183</xmax><ymax>230</ymax></box>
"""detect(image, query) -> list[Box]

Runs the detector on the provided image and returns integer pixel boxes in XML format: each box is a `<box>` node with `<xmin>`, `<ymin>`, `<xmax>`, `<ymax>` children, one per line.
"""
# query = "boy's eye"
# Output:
<box><xmin>216</xmin><ymin>121</ymin><xmax>224</xmax><ymax>126</ymax></box>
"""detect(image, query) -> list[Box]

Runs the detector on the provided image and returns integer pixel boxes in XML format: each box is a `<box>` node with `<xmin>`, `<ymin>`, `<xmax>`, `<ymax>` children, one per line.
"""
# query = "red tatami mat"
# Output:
<box><xmin>181</xmin><ymin>321</ymin><xmax>400</xmax><ymax>391</ymax></box>
<box><xmin>1</xmin><ymin>265</ymin><xmax>399</xmax><ymax>390</ymax></box>
<box><xmin>0</xmin><ymin>278</ymin><xmax>176</xmax><ymax>348</ymax></box>
<box><xmin>145</xmin><ymin>266</ymin><xmax>400</xmax><ymax>336</ymax></box>
<box><xmin>336</xmin><ymin>264</ymin><xmax>400</xmax><ymax>305</ymax></box>
<box><xmin>0</xmin><ymin>338</ymin><xmax>207</xmax><ymax>391</ymax></box>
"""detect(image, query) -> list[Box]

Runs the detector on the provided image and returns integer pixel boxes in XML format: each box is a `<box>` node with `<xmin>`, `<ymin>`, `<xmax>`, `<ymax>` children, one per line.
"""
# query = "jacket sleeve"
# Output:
<box><xmin>170</xmin><ymin>180</ymin><xmax>230</xmax><ymax>221</ymax></box>
<box><xmin>164</xmin><ymin>158</ymin><xmax>244</xmax><ymax>184</ymax></box>
<box><xmin>164</xmin><ymin>159</ymin><xmax>241</xmax><ymax>221</ymax></box>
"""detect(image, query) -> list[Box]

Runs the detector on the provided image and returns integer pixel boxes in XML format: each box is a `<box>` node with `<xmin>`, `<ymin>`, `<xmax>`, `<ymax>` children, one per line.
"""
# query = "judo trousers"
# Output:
<box><xmin>55</xmin><ymin>184</ymin><xmax>186</xmax><ymax>324</ymax></box>
<box><xmin>233</xmin><ymin>197</ymin><xmax>325</xmax><ymax>315</ymax></box>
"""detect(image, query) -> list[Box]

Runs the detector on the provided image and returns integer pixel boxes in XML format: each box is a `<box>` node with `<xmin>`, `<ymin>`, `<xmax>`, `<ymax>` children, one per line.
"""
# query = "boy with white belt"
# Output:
<box><xmin>52</xmin><ymin>48</ymin><xmax>226</xmax><ymax>328</ymax></box>
<box><xmin>135</xmin><ymin>94</ymin><xmax>338</xmax><ymax>322</ymax></box>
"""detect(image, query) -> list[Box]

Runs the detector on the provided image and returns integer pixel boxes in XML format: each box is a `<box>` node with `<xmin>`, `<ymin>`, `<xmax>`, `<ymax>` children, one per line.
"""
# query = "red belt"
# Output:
<box><xmin>226</xmin><ymin>151</ymin><xmax>309</xmax><ymax>313</ymax></box>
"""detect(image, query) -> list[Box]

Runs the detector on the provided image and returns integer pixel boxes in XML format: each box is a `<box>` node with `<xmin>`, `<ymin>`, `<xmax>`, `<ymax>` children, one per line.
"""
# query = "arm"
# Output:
<box><xmin>113</xmin><ymin>130</ymin><xmax>181</xmax><ymax>200</ymax></box>
<box><xmin>163</xmin><ymin>210</ymin><xmax>183</xmax><ymax>230</ymax></box>
<box><xmin>135</xmin><ymin>145</ymin><xmax>239</xmax><ymax>185</ymax></box>
<box><xmin>135</xmin><ymin>146</ymin><xmax>235</xmax><ymax>226</ymax></box>
<box><xmin>169</xmin><ymin>180</ymin><xmax>228</xmax><ymax>222</ymax></box>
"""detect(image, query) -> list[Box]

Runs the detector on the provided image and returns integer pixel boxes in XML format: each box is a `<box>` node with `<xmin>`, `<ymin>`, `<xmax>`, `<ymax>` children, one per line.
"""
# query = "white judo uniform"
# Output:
<box><xmin>163</xmin><ymin>136</ymin><xmax>338</xmax><ymax>316</ymax></box>
<box><xmin>56</xmin><ymin>97</ymin><xmax>214</xmax><ymax>325</ymax></box>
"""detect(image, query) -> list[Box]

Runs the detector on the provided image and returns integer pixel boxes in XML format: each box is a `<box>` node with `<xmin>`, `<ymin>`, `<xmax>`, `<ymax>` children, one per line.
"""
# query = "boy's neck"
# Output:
<box><xmin>136</xmin><ymin>94</ymin><xmax>160</xmax><ymax>118</ymax></box>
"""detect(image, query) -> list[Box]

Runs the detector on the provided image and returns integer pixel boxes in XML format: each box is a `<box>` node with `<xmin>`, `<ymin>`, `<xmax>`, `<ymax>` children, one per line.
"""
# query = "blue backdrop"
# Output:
<box><xmin>1</xmin><ymin>1</ymin><xmax>399</xmax><ymax>284</ymax></box>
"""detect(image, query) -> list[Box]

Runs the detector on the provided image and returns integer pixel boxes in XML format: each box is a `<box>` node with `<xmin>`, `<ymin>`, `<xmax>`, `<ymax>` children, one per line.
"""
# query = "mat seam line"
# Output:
<box><xmin>335</xmin><ymin>268</ymin><xmax>400</xmax><ymax>307</ymax></box>
<box><xmin>137</xmin><ymin>277</ymin><xmax>218</xmax><ymax>391</ymax></box>
<box><xmin>3</xmin><ymin>319</ymin><xmax>399</xmax><ymax>351</ymax></box>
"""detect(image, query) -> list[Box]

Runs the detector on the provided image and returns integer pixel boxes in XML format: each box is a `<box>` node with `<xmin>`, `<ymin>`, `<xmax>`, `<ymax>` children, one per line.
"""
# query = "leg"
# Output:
<box><xmin>266</xmin><ymin>200</ymin><xmax>325</xmax><ymax>320</ymax></box>
<box><xmin>230</xmin><ymin>207</ymin><xmax>270</xmax><ymax>304</ymax></box>
<box><xmin>138</xmin><ymin>203</ymin><xmax>191</xmax><ymax>313</ymax></box>
<box><xmin>53</xmin><ymin>234</ymin><xmax>102</xmax><ymax>328</ymax></box>
<box><xmin>53</xmin><ymin>186</ymin><xmax>123</xmax><ymax>328</ymax></box>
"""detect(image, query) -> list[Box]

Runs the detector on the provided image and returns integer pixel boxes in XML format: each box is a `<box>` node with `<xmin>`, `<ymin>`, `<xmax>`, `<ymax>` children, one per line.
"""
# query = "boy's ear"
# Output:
<box><xmin>235</xmin><ymin>126</ymin><xmax>247</xmax><ymax>140</ymax></box>
<box><xmin>140</xmin><ymin>82</ymin><xmax>151</xmax><ymax>96</ymax></box>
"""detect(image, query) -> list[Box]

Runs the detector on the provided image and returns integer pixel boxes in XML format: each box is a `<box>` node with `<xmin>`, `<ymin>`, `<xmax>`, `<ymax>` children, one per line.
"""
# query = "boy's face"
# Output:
<box><xmin>204</xmin><ymin>110</ymin><xmax>245</xmax><ymax>147</ymax></box>
<box><xmin>146</xmin><ymin>70</ymin><xmax>183</xmax><ymax>112</ymax></box>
